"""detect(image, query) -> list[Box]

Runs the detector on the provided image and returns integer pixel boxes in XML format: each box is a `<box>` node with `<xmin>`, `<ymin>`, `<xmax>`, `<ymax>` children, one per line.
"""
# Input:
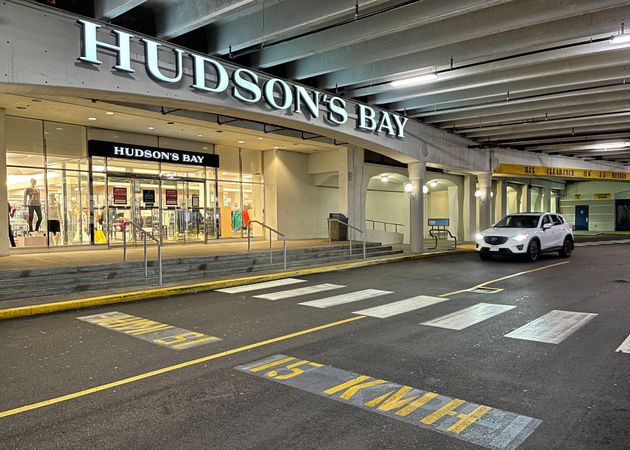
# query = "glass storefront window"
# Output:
<box><xmin>45</xmin><ymin>122</ymin><xmax>88</xmax><ymax>171</ymax></box>
<box><xmin>7</xmin><ymin>167</ymin><xmax>48</xmax><ymax>247</ymax></box>
<box><xmin>242</xmin><ymin>183</ymin><xmax>265</xmax><ymax>237</ymax></box>
<box><xmin>7</xmin><ymin>117</ymin><xmax>44</xmax><ymax>167</ymax></box>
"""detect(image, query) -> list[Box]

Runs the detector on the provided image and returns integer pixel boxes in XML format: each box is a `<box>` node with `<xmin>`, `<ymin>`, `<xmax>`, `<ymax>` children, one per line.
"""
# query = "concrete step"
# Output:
<box><xmin>0</xmin><ymin>244</ymin><xmax>402</xmax><ymax>301</ymax></box>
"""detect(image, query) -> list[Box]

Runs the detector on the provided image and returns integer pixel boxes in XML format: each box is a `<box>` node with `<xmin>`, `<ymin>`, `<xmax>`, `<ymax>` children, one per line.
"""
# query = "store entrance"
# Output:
<box><xmin>106</xmin><ymin>175</ymin><xmax>210</xmax><ymax>246</ymax></box>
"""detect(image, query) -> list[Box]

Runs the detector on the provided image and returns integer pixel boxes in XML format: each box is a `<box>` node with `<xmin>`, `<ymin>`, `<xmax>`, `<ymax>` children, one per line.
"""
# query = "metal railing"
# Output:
<box><xmin>328</xmin><ymin>218</ymin><xmax>366</xmax><ymax>259</ymax></box>
<box><xmin>365</xmin><ymin>219</ymin><xmax>405</xmax><ymax>233</ymax></box>
<box><xmin>122</xmin><ymin>221</ymin><xmax>163</xmax><ymax>286</ymax></box>
<box><xmin>247</xmin><ymin>220</ymin><xmax>287</xmax><ymax>270</ymax></box>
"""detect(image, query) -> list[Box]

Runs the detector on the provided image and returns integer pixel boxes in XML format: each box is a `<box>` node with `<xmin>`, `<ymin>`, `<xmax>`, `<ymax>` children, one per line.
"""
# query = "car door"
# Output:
<box><xmin>549</xmin><ymin>214</ymin><xmax>564</xmax><ymax>247</ymax></box>
<box><xmin>539</xmin><ymin>215</ymin><xmax>554</xmax><ymax>249</ymax></box>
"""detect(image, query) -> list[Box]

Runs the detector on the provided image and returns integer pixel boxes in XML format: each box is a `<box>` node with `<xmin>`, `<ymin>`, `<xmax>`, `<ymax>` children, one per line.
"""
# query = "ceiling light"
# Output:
<box><xmin>148</xmin><ymin>126</ymin><xmax>155</xmax><ymax>130</ymax></box>
<box><xmin>238</xmin><ymin>140</ymin><xmax>245</xmax><ymax>144</ymax></box>
<box><xmin>55</xmin><ymin>127</ymin><xmax>64</xmax><ymax>131</ymax></box>
<box><xmin>380</xmin><ymin>175</ymin><xmax>389</xmax><ymax>183</ymax></box>
<box><xmin>593</xmin><ymin>142</ymin><xmax>628</xmax><ymax>149</ymax></box>
<box><xmin>202</xmin><ymin>146</ymin><xmax>208</xmax><ymax>150</ymax></box>
<box><xmin>257</xmin><ymin>137</ymin><xmax>263</xmax><ymax>140</ymax></box>
<box><xmin>197</xmin><ymin>134</ymin><xmax>203</xmax><ymax>137</ymax></box>
<box><xmin>105</xmin><ymin>111</ymin><xmax>115</xmax><ymax>115</ymax></box>
<box><xmin>88</xmin><ymin>117</ymin><xmax>96</xmax><ymax>121</ymax></box>
<box><xmin>610</xmin><ymin>33</ymin><xmax>630</xmax><ymax>44</ymax></box>
<box><xmin>391</xmin><ymin>73</ymin><xmax>438</xmax><ymax>87</ymax></box>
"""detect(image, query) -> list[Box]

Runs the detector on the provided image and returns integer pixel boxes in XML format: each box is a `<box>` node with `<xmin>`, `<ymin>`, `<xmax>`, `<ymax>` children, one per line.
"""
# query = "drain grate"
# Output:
<box><xmin>469</xmin><ymin>286</ymin><xmax>504</xmax><ymax>294</ymax></box>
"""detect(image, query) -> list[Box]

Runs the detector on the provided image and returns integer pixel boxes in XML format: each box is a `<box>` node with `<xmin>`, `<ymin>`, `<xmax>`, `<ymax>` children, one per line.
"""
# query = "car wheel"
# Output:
<box><xmin>479</xmin><ymin>252</ymin><xmax>492</xmax><ymax>260</ymax></box>
<box><xmin>525</xmin><ymin>240</ymin><xmax>540</xmax><ymax>262</ymax></box>
<box><xmin>559</xmin><ymin>237</ymin><xmax>573</xmax><ymax>257</ymax></box>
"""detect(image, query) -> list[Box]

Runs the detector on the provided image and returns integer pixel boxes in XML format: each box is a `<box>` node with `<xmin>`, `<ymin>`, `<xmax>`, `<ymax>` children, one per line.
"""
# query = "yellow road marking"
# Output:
<box><xmin>0</xmin><ymin>315</ymin><xmax>365</xmax><ymax>419</ymax></box>
<box><xmin>439</xmin><ymin>261</ymin><xmax>570</xmax><ymax>297</ymax></box>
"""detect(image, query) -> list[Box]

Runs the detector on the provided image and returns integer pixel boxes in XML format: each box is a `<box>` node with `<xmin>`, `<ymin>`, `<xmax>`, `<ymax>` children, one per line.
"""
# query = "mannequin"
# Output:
<box><xmin>23</xmin><ymin>178</ymin><xmax>43</xmax><ymax>232</ymax></box>
<box><xmin>8</xmin><ymin>202</ymin><xmax>16</xmax><ymax>247</ymax></box>
<box><xmin>47</xmin><ymin>194</ymin><xmax>62</xmax><ymax>246</ymax></box>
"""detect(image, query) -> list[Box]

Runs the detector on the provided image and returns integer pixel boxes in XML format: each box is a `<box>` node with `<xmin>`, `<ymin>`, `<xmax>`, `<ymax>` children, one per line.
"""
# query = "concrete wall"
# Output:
<box><xmin>560</xmin><ymin>181</ymin><xmax>630</xmax><ymax>231</ymax></box>
<box><xmin>264</xmin><ymin>150</ymin><xmax>337</xmax><ymax>239</ymax></box>
<box><xmin>365</xmin><ymin>190</ymin><xmax>409</xmax><ymax>243</ymax></box>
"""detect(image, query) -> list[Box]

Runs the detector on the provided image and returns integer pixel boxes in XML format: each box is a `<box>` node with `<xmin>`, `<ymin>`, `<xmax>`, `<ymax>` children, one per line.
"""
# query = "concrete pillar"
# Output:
<box><xmin>463</xmin><ymin>175</ymin><xmax>476</xmax><ymax>240</ymax></box>
<box><xmin>0</xmin><ymin>109</ymin><xmax>7</xmax><ymax>256</ymax></box>
<box><xmin>456</xmin><ymin>178</ymin><xmax>465</xmax><ymax>241</ymax></box>
<box><xmin>338</xmin><ymin>146</ymin><xmax>365</xmax><ymax>240</ymax></box>
<box><xmin>496</xmin><ymin>179</ymin><xmax>507</xmax><ymax>221</ymax></box>
<box><xmin>477</xmin><ymin>173</ymin><xmax>493</xmax><ymax>231</ymax></box>
<box><xmin>408</xmin><ymin>161</ymin><xmax>426</xmax><ymax>253</ymax></box>
<box><xmin>447</xmin><ymin>185</ymin><xmax>459</xmax><ymax>239</ymax></box>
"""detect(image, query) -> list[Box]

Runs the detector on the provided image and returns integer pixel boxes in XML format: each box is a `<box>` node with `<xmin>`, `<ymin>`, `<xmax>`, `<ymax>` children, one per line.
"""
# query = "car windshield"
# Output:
<box><xmin>494</xmin><ymin>215</ymin><xmax>540</xmax><ymax>228</ymax></box>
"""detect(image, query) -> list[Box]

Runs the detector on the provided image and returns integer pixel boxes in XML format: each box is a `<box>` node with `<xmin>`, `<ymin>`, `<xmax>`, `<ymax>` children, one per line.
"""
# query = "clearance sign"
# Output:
<box><xmin>495</xmin><ymin>164</ymin><xmax>630</xmax><ymax>181</ymax></box>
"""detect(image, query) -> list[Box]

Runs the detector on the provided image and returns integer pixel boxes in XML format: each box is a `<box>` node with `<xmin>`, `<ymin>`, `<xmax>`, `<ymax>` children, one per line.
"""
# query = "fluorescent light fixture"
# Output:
<box><xmin>148</xmin><ymin>126</ymin><xmax>155</xmax><ymax>130</ymax></box>
<box><xmin>593</xmin><ymin>142</ymin><xmax>628</xmax><ymax>149</ymax></box>
<box><xmin>257</xmin><ymin>137</ymin><xmax>264</xmax><ymax>140</ymax></box>
<box><xmin>238</xmin><ymin>140</ymin><xmax>245</xmax><ymax>144</ymax></box>
<box><xmin>610</xmin><ymin>34</ymin><xmax>630</xmax><ymax>44</ymax></box>
<box><xmin>88</xmin><ymin>117</ymin><xmax>97</xmax><ymax>121</ymax></box>
<box><xmin>391</xmin><ymin>73</ymin><xmax>438</xmax><ymax>87</ymax></box>
<box><xmin>105</xmin><ymin>111</ymin><xmax>115</xmax><ymax>115</ymax></box>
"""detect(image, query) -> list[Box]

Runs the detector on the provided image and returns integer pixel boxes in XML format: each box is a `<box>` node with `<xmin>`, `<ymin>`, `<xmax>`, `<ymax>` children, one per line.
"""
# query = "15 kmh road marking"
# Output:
<box><xmin>253</xmin><ymin>283</ymin><xmax>345</xmax><ymax>301</ymax></box>
<box><xmin>0</xmin><ymin>316</ymin><xmax>365</xmax><ymax>419</ymax></box>
<box><xmin>439</xmin><ymin>261</ymin><xmax>570</xmax><ymax>297</ymax></box>
<box><xmin>421</xmin><ymin>303</ymin><xmax>516</xmax><ymax>330</ymax></box>
<box><xmin>237</xmin><ymin>354</ymin><xmax>541</xmax><ymax>450</ymax></box>
<box><xmin>215</xmin><ymin>278</ymin><xmax>306</xmax><ymax>294</ymax></box>
<box><xmin>353</xmin><ymin>296</ymin><xmax>449</xmax><ymax>318</ymax></box>
<box><xmin>505</xmin><ymin>310</ymin><xmax>598</xmax><ymax>344</ymax></box>
<box><xmin>78</xmin><ymin>312</ymin><xmax>222</xmax><ymax>350</ymax></box>
<box><xmin>299</xmin><ymin>289</ymin><xmax>393</xmax><ymax>308</ymax></box>
<box><xmin>616</xmin><ymin>334</ymin><xmax>630</xmax><ymax>353</ymax></box>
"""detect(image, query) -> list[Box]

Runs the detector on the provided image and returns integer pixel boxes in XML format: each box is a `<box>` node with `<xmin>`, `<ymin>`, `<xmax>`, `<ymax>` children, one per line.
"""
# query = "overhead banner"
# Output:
<box><xmin>495</xmin><ymin>164</ymin><xmax>629</xmax><ymax>181</ymax></box>
<box><xmin>89</xmin><ymin>140</ymin><xmax>219</xmax><ymax>167</ymax></box>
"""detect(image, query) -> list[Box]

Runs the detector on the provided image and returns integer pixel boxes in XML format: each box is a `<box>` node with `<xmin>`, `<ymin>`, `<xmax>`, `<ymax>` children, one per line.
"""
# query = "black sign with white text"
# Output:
<box><xmin>88</xmin><ymin>140</ymin><xmax>219</xmax><ymax>167</ymax></box>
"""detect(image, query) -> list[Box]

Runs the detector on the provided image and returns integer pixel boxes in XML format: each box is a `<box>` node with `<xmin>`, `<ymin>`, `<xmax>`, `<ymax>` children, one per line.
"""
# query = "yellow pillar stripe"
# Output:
<box><xmin>395</xmin><ymin>392</ymin><xmax>439</xmax><ymax>417</ymax></box>
<box><xmin>249</xmin><ymin>356</ymin><xmax>297</xmax><ymax>372</ymax></box>
<box><xmin>420</xmin><ymin>399</ymin><xmax>466</xmax><ymax>425</ymax></box>
<box><xmin>170</xmin><ymin>336</ymin><xmax>218</xmax><ymax>348</ymax></box>
<box><xmin>448</xmin><ymin>405</ymin><xmax>493</xmax><ymax>434</ymax></box>
<box><xmin>0</xmin><ymin>315</ymin><xmax>365</xmax><ymax>419</ymax></box>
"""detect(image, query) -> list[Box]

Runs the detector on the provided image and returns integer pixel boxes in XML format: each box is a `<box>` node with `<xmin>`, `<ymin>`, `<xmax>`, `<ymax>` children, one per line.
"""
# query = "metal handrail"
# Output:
<box><xmin>122</xmin><ymin>220</ymin><xmax>163</xmax><ymax>286</ymax></box>
<box><xmin>247</xmin><ymin>220</ymin><xmax>287</xmax><ymax>270</ymax></box>
<box><xmin>365</xmin><ymin>219</ymin><xmax>405</xmax><ymax>233</ymax></box>
<box><xmin>328</xmin><ymin>218</ymin><xmax>366</xmax><ymax>259</ymax></box>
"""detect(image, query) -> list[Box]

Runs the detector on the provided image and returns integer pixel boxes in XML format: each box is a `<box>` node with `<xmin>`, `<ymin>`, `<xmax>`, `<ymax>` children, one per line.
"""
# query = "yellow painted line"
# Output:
<box><xmin>0</xmin><ymin>248</ymin><xmax>473</xmax><ymax>321</ymax></box>
<box><xmin>439</xmin><ymin>261</ymin><xmax>570</xmax><ymax>297</ymax></box>
<box><xmin>0</xmin><ymin>315</ymin><xmax>365</xmax><ymax>419</ymax></box>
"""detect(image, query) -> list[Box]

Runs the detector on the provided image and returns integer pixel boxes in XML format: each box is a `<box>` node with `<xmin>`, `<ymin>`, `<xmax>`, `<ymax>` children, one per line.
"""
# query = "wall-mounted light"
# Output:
<box><xmin>404</xmin><ymin>182</ymin><xmax>414</xmax><ymax>193</ymax></box>
<box><xmin>430</xmin><ymin>180</ymin><xmax>438</xmax><ymax>188</ymax></box>
<box><xmin>474</xmin><ymin>189</ymin><xmax>483</xmax><ymax>198</ymax></box>
<box><xmin>422</xmin><ymin>185</ymin><xmax>429</xmax><ymax>194</ymax></box>
<box><xmin>380</xmin><ymin>175</ymin><xmax>389</xmax><ymax>183</ymax></box>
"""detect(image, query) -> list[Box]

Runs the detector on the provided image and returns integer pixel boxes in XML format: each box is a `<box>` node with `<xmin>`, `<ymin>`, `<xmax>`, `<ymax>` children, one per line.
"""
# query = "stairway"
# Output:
<box><xmin>0</xmin><ymin>243</ymin><xmax>402</xmax><ymax>302</ymax></box>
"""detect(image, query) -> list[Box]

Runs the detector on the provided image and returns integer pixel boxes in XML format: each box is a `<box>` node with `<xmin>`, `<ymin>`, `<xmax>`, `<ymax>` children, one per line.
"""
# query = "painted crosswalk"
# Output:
<box><xmin>216</xmin><ymin>278</ymin><xmax>306</xmax><ymax>294</ymax></box>
<box><xmin>299</xmin><ymin>289</ymin><xmax>393</xmax><ymax>308</ymax></box>
<box><xmin>253</xmin><ymin>283</ymin><xmax>345</xmax><ymax>301</ymax></box>
<box><xmin>353</xmin><ymin>296</ymin><xmax>449</xmax><ymax>318</ymax></box>
<box><xmin>421</xmin><ymin>303</ymin><xmax>516</xmax><ymax>330</ymax></box>
<box><xmin>505</xmin><ymin>310</ymin><xmax>598</xmax><ymax>344</ymax></box>
<box><xmin>615</xmin><ymin>333</ymin><xmax>630</xmax><ymax>353</ymax></box>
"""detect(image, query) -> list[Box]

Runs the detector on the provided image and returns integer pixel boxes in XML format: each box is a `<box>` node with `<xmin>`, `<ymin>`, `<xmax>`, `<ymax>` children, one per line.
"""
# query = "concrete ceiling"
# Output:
<box><xmin>40</xmin><ymin>0</ymin><xmax>630</xmax><ymax>165</ymax></box>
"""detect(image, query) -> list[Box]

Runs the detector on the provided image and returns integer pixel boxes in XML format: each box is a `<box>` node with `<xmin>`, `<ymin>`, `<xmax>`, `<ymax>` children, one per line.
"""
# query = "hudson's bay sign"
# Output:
<box><xmin>77</xmin><ymin>20</ymin><xmax>409</xmax><ymax>139</ymax></box>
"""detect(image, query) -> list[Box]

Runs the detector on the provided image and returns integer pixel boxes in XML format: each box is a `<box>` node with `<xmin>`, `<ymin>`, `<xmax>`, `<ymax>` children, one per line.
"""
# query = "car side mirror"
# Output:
<box><xmin>542</xmin><ymin>223</ymin><xmax>552</xmax><ymax>230</ymax></box>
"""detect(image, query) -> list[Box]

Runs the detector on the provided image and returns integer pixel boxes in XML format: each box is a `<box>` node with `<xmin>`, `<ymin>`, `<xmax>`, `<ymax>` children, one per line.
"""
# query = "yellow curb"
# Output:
<box><xmin>0</xmin><ymin>248</ymin><xmax>474</xmax><ymax>320</ymax></box>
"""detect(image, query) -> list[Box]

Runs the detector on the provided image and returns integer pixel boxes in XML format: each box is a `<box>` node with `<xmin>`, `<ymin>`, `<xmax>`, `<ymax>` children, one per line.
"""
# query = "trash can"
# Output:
<box><xmin>328</xmin><ymin>213</ymin><xmax>348</xmax><ymax>241</ymax></box>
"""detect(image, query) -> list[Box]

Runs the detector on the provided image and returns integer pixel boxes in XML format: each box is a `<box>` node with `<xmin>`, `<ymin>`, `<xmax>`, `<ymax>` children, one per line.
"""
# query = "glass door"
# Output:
<box><xmin>161</xmin><ymin>178</ymin><xmax>207</xmax><ymax>243</ymax></box>
<box><xmin>107</xmin><ymin>176</ymin><xmax>160</xmax><ymax>245</ymax></box>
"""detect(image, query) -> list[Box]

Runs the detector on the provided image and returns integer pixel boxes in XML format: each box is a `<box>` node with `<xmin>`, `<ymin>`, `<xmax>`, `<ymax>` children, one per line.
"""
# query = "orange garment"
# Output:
<box><xmin>242</xmin><ymin>210</ymin><xmax>250</xmax><ymax>229</ymax></box>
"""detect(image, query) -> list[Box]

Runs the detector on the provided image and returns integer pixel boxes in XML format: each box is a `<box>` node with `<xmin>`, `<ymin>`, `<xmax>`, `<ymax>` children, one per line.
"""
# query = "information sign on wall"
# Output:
<box><xmin>113</xmin><ymin>187</ymin><xmax>127</xmax><ymax>205</ymax></box>
<box><xmin>165</xmin><ymin>189</ymin><xmax>178</xmax><ymax>206</ymax></box>
<box><xmin>594</xmin><ymin>193</ymin><xmax>612</xmax><ymax>199</ymax></box>
<box><xmin>495</xmin><ymin>164</ymin><xmax>629</xmax><ymax>181</ymax></box>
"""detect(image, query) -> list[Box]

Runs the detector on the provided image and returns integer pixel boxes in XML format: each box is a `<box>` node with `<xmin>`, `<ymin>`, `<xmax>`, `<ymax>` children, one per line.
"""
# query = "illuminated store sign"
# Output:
<box><xmin>77</xmin><ymin>20</ymin><xmax>409</xmax><ymax>139</ymax></box>
<box><xmin>88</xmin><ymin>140</ymin><xmax>219</xmax><ymax>167</ymax></box>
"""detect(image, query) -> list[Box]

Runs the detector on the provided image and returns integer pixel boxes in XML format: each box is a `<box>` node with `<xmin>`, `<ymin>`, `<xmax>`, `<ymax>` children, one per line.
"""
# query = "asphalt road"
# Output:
<box><xmin>1</xmin><ymin>244</ymin><xmax>629</xmax><ymax>450</ymax></box>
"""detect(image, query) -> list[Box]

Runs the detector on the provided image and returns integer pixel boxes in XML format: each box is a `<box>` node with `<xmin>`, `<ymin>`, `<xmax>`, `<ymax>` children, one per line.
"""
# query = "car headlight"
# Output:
<box><xmin>513</xmin><ymin>234</ymin><xmax>529</xmax><ymax>242</ymax></box>
<box><xmin>475</xmin><ymin>233</ymin><xmax>483</xmax><ymax>240</ymax></box>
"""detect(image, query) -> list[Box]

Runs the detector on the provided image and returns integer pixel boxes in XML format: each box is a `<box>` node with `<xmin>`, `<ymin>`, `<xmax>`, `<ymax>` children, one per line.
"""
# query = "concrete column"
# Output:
<box><xmin>456</xmin><ymin>179</ymin><xmax>465</xmax><ymax>241</ymax></box>
<box><xmin>447</xmin><ymin>185</ymin><xmax>459</xmax><ymax>239</ymax></box>
<box><xmin>495</xmin><ymin>179</ymin><xmax>507</xmax><ymax>221</ymax></box>
<box><xmin>338</xmin><ymin>146</ymin><xmax>365</xmax><ymax>240</ymax></box>
<box><xmin>408</xmin><ymin>161</ymin><xmax>426</xmax><ymax>253</ymax></box>
<box><xmin>477</xmin><ymin>173</ymin><xmax>493</xmax><ymax>231</ymax></box>
<box><xmin>0</xmin><ymin>108</ymin><xmax>7</xmax><ymax>256</ymax></box>
<box><xmin>463</xmin><ymin>175</ymin><xmax>476</xmax><ymax>240</ymax></box>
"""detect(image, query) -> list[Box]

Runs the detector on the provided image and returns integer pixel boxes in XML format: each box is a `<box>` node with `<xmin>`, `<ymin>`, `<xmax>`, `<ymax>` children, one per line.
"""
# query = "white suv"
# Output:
<box><xmin>475</xmin><ymin>213</ymin><xmax>574</xmax><ymax>262</ymax></box>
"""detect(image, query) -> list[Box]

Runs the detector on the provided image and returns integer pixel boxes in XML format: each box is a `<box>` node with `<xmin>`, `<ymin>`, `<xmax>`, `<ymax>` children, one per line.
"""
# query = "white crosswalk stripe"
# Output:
<box><xmin>421</xmin><ymin>303</ymin><xmax>516</xmax><ymax>330</ymax></box>
<box><xmin>299</xmin><ymin>289</ymin><xmax>393</xmax><ymax>308</ymax></box>
<box><xmin>353</xmin><ymin>295</ymin><xmax>449</xmax><ymax>318</ymax></box>
<box><xmin>216</xmin><ymin>278</ymin><xmax>306</xmax><ymax>294</ymax></box>
<box><xmin>505</xmin><ymin>310</ymin><xmax>598</xmax><ymax>344</ymax></box>
<box><xmin>615</xmin><ymin>333</ymin><xmax>630</xmax><ymax>353</ymax></box>
<box><xmin>253</xmin><ymin>283</ymin><xmax>345</xmax><ymax>301</ymax></box>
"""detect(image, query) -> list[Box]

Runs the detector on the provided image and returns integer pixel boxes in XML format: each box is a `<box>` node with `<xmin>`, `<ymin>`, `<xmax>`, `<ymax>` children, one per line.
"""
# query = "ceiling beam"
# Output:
<box><xmin>207</xmin><ymin>0</ymin><xmax>392</xmax><ymax>55</ymax></box>
<box><xmin>156</xmin><ymin>0</ymin><xmax>261</xmax><ymax>40</ymax></box>
<box><xmin>472</xmin><ymin>123</ymin><xmax>630</xmax><ymax>142</ymax></box>
<box><xmin>316</xmin><ymin>4</ymin><xmax>628</xmax><ymax>89</ymax></box>
<box><xmin>95</xmin><ymin>0</ymin><xmax>147</xmax><ymax>19</ymax></box>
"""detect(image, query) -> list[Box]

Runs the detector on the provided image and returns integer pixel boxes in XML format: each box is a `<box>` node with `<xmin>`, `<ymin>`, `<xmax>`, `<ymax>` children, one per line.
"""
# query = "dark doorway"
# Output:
<box><xmin>616</xmin><ymin>200</ymin><xmax>630</xmax><ymax>231</ymax></box>
<box><xmin>575</xmin><ymin>205</ymin><xmax>589</xmax><ymax>231</ymax></box>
